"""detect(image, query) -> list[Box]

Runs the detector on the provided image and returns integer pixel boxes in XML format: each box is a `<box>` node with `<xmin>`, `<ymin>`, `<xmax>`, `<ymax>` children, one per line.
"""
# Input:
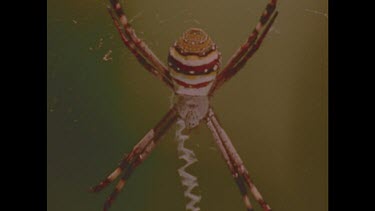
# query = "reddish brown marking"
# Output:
<box><xmin>168</xmin><ymin>55</ymin><xmax>220</xmax><ymax>75</ymax></box>
<box><xmin>103</xmin><ymin>188</ymin><xmax>120</xmax><ymax>211</ymax></box>
<box><xmin>243</xmin><ymin>173</ymin><xmax>272</xmax><ymax>211</ymax></box>
<box><xmin>260</xmin><ymin>4</ymin><xmax>276</xmax><ymax>25</ymax></box>
<box><xmin>90</xmin><ymin>179</ymin><xmax>111</xmax><ymax>192</ymax></box>
<box><xmin>173</xmin><ymin>77</ymin><xmax>212</xmax><ymax>89</ymax></box>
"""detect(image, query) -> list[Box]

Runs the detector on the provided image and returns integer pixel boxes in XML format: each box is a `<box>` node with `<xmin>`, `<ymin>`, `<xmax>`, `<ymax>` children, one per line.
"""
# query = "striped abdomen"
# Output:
<box><xmin>168</xmin><ymin>28</ymin><xmax>221</xmax><ymax>96</ymax></box>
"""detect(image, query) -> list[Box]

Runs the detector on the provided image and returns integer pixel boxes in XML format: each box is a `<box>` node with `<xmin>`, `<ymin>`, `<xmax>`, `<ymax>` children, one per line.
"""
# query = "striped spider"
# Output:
<box><xmin>91</xmin><ymin>0</ymin><xmax>278</xmax><ymax>210</ymax></box>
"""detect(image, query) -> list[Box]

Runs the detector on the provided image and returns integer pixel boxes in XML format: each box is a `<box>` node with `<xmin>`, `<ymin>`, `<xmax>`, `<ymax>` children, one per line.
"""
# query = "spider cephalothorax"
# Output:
<box><xmin>93</xmin><ymin>1</ymin><xmax>278</xmax><ymax>211</ymax></box>
<box><xmin>168</xmin><ymin>28</ymin><xmax>221</xmax><ymax>96</ymax></box>
<box><xmin>175</xmin><ymin>95</ymin><xmax>209</xmax><ymax>129</ymax></box>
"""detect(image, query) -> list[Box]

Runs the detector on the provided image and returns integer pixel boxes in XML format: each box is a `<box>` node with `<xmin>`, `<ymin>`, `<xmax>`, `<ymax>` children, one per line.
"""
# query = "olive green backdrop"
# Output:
<box><xmin>47</xmin><ymin>0</ymin><xmax>328</xmax><ymax>211</ymax></box>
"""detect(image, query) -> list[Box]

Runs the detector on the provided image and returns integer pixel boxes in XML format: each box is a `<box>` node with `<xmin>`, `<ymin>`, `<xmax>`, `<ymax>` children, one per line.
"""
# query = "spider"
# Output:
<box><xmin>91</xmin><ymin>0</ymin><xmax>278</xmax><ymax>210</ymax></box>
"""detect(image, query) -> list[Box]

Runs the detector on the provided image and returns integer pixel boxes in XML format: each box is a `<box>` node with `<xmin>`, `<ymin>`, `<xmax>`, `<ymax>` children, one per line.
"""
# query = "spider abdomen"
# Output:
<box><xmin>168</xmin><ymin>28</ymin><xmax>221</xmax><ymax>96</ymax></box>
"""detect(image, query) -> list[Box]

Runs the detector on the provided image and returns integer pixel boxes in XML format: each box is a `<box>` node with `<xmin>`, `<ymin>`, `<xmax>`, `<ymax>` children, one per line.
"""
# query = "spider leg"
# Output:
<box><xmin>206</xmin><ymin>108</ymin><xmax>271</xmax><ymax>211</ymax></box>
<box><xmin>89</xmin><ymin>129</ymin><xmax>153</xmax><ymax>193</ymax></box>
<box><xmin>228</xmin><ymin>12</ymin><xmax>278</xmax><ymax>81</ymax></box>
<box><xmin>103</xmin><ymin>139</ymin><xmax>164</xmax><ymax>211</ymax></box>
<box><xmin>219</xmin><ymin>0</ymin><xmax>277</xmax><ymax>75</ymax></box>
<box><xmin>206</xmin><ymin>114</ymin><xmax>254</xmax><ymax>211</ymax></box>
<box><xmin>212</xmin><ymin>11</ymin><xmax>278</xmax><ymax>95</ymax></box>
<box><xmin>210</xmin><ymin>1</ymin><xmax>278</xmax><ymax>95</ymax></box>
<box><xmin>107</xmin><ymin>7</ymin><xmax>174</xmax><ymax>89</ymax></box>
<box><xmin>108</xmin><ymin>0</ymin><xmax>172</xmax><ymax>88</ymax></box>
<box><xmin>90</xmin><ymin>106</ymin><xmax>178</xmax><ymax>194</ymax></box>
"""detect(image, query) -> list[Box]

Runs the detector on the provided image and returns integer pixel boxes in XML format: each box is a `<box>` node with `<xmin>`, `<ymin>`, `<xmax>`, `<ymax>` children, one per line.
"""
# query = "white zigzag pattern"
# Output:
<box><xmin>175</xmin><ymin>119</ymin><xmax>202</xmax><ymax>211</ymax></box>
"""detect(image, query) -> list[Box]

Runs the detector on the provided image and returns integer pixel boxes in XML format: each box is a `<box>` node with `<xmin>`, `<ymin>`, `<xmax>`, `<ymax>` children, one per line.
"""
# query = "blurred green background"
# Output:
<box><xmin>47</xmin><ymin>0</ymin><xmax>327</xmax><ymax>211</ymax></box>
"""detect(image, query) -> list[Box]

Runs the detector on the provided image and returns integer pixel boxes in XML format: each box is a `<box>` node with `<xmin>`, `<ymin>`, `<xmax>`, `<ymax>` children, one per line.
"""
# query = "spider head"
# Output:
<box><xmin>168</xmin><ymin>28</ymin><xmax>221</xmax><ymax>96</ymax></box>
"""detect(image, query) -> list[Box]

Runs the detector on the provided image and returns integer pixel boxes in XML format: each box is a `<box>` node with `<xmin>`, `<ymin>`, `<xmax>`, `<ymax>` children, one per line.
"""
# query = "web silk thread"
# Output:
<box><xmin>175</xmin><ymin>118</ymin><xmax>202</xmax><ymax>211</ymax></box>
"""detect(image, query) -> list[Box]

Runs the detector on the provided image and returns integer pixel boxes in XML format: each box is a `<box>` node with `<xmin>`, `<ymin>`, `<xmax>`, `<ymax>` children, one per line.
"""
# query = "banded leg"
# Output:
<box><xmin>206</xmin><ymin>116</ymin><xmax>254</xmax><ymax>211</ymax></box>
<box><xmin>207</xmin><ymin>108</ymin><xmax>271</xmax><ymax>211</ymax></box>
<box><xmin>89</xmin><ymin>128</ymin><xmax>154</xmax><ymax>193</ymax></box>
<box><xmin>90</xmin><ymin>107</ymin><xmax>177</xmax><ymax>195</ymax></box>
<box><xmin>211</xmin><ymin>11</ymin><xmax>278</xmax><ymax>96</ymax></box>
<box><xmin>107</xmin><ymin>7</ymin><xmax>174</xmax><ymax>89</ymax></box>
<box><xmin>108</xmin><ymin>0</ymin><xmax>172</xmax><ymax>87</ymax></box>
<box><xmin>103</xmin><ymin>135</ymin><xmax>165</xmax><ymax>211</ymax></box>
<box><xmin>210</xmin><ymin>0</ymin><xmax>278</xmax><ymax>95</ymax></box>
<box><xmin>227</xmin><ymin>12</ymin><xmax>278</xmax><ymax>82</ymax></box>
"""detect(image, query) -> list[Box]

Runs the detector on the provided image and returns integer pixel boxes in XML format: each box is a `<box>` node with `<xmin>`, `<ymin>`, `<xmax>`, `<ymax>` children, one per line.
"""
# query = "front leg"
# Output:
<box><xmin>214</xmin><ymin>11</ymin><xmax>279</xmax><ymax>95</ymax></box>
<box><xmin>107</xmin><ymin>7</ymin><xmax>174</xmax><ymax>89</ymax></box>
<box><xmin>210</xmin><ymin>1</ymin><xmax>278</xmax><ymax>95</ymax></box>
<box><xmin>108</xmin><ymin>0</ymin><xmax>173</xmax><ymax>89</ymax></box>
